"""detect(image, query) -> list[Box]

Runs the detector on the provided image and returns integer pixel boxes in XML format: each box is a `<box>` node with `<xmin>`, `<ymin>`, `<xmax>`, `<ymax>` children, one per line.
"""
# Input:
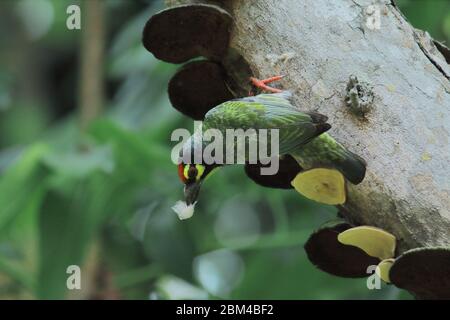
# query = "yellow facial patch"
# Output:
<box><xmin>195</xmin><ymin>164</ymin><xmax>205</xmax><ymax>181</ymax></box>
<box><xmin>183</xmin><ymin>164</ymin><xmax>206</xmax><ymax>181</ymax></box>
<box><xmin>183</xmin><ymin>165</ymin><xmax>190</xmax><ymax>180</ymax></box>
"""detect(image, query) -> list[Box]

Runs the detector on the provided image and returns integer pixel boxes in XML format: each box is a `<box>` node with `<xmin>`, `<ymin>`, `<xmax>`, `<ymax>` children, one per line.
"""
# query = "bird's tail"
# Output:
<box><xmin>292</xmin><ymin>133</ymin><xmax>367</xmax><ymax>185</ymax></box>
<box><xmin>335</xmin><ymin>148</ymin><xmax>366</xmax><ymax>185</ymax></box>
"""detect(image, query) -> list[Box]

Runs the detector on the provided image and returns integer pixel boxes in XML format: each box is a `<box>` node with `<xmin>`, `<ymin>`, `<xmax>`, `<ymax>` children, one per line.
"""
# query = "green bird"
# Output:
<box><xmin>176</xmin><ymin>77</ymin><xmax>366</xmax><ymax>208</ymax></box>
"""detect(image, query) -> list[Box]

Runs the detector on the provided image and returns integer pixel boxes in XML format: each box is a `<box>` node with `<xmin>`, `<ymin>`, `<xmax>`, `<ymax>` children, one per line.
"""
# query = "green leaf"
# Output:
<box><xmin>0</xmin><ymin>143</ymin><xmax>50</xmax><ymax>232</ymax></box>
<box><xmin>42</xmin><ymin>144</ymin><xmax>115</xmax><ymax>178</ymax></box>
<box><xmin>143</xmin><ymin>202</ymin><xmax>196</xmax><ymax>281</ymax></box>
<box><xmin>36</xmin><ymin>174</ymin><xmax>113</xmax><ymax>299</ymax></box>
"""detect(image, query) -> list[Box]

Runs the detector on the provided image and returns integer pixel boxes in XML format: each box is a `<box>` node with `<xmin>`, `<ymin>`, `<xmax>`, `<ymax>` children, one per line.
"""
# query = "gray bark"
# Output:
<box><xmin>167</xmin><ymin>0</ymin><xmax>450</xmax><ymax>253</ymax></box>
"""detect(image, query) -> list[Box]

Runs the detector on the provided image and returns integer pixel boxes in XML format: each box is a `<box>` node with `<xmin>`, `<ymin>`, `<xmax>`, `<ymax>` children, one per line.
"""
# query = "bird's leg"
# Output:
<box><xmin>249</xmin><ymin>75</ymin><xmax>284</xmax><ymax>95</ymax></box>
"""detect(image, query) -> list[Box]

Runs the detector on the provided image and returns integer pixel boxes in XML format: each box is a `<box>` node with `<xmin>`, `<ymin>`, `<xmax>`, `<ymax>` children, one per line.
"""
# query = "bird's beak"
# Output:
<box><xmin>184</xmin><ymin>181</ymin><xmax>202</xmax><ymax>205</ymax></box>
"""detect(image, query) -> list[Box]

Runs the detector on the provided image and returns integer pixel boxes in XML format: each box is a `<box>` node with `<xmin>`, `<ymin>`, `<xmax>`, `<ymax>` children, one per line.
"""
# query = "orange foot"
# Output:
<box><xmin>250</xmin><ymin>75</ymin><xmax>284</xmax><ymax>94</ymax></box>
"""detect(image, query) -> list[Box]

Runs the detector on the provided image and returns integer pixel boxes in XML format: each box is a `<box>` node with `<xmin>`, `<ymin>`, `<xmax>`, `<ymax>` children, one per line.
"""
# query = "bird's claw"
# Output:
<box><xmin>249</xmin><ymin>75</ymin><xmax>284</xmax><ymax>95</ymax></box>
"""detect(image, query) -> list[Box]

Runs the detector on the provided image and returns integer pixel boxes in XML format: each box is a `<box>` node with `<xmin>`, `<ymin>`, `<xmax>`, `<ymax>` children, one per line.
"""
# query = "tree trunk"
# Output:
<box><xmin>79</xmin><ymin>0</ymin><xmax>105</xmax><ymax>129</ymax></box>
<box><xmin>166</xmin><ymin>0</ymin><xmax>450</xmax><ymax>254</ymax></box>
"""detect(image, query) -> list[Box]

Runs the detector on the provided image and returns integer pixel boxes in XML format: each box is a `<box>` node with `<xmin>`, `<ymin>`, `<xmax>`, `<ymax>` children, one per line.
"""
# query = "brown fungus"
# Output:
<box><xmin>142</xmin><ymin>4</ymin><xmax>232</xmax><ymax>64</ymax></box>
<box><xmin>168</xmin><ymin>60</ymin><xmax>234</xmax><ymax>120</ymax></box>
<box><xmin>304</xmin><ymin>220</ymin><xmax>380</xmax><ymax>278</ymax></box>
<box><xmin>389</xmin><ymin>247</ymin><xmax>450</xmax><ymax>299</ymax></box>
<box><xmin>244</xmin><ymin>155</ymin><xmax>302</xmax><ymax>189</ymax></box>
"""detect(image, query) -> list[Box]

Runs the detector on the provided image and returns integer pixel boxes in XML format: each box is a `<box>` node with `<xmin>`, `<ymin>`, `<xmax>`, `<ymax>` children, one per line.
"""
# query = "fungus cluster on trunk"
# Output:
<box><xmin>291</xmin><ymin>168</ymin><xmax>346</xmax><ymax>205</ymax></box>
<box><xmin>305</xmin><ymin>219</ymin><xmax>450</xmax><ymax>298</ymax></box>
<box><xmin>143</xmin><ymin>4</ymin><xmax>236</xmax><ymax>121</ymax></box>
<box><xmin>142</xmin><ymin>2</ymin><xmax>450</xmax><ymax>299</ymax></box>
<box><xmin>305</xmin><ymin>221</ymin><xmax>397</xmax><ymax>281</ymax></box>
<box><xmin>244</xmin><ymin>155</ymin><xmax>301</xmax><ymax>189</ymax></box>
<box><xmin>168</xmin><ymin>61</ymin><xmax>234</xmax><ymax>120</ymax></box>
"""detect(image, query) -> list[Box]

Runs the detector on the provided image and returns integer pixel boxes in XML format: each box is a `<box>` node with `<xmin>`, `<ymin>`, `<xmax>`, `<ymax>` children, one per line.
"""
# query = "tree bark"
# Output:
<box><xmin>167</xmin><ymin>0</ymin><xmax>450</xmax><ymax>253</ymax></box>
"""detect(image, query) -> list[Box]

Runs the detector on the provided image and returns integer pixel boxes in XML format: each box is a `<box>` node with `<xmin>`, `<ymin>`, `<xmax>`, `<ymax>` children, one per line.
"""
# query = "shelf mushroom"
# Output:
<box><xmin>376</xmin><ymin>258</ymin><xmax>395</xmax><ymax>283</ymax></box>
<box><xmin>142</xmin><ymin>4</ymin><xmax>232</xmax><ymax>63</ymax></box>
<box><xmin>291</xmin><ymin>168</ymin><xmax>346</xmax><ymax>205</ymax></box>
<box><xmin>389</xmin><ymin>247</ymin><xmax>450</xmax><ymax>299</ymax></box>
<box><xmin>337</xmin><ymin>225</ymin><xmax>396</xmax><ymax>260</ymax></box>
<box><xmin>244</xmin><ymin>155</ymin><xmax>302</xmax><ymax>189</ymax></box>
<box><xmin>304</xmin><ymin>220</ymin><xmax>381</xmax><ymax>277</ymax></box>
<box><xmin>168</xmin><ymin>61</ymin><xmax>234</xmax><ymax>120</ymax></box>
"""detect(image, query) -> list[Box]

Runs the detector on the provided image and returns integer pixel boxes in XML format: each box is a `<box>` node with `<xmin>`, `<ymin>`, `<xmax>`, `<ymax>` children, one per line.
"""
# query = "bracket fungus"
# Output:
<box><xmin>376</xmin><ymin>258</ymin><xmax>395</xmax><ymax>283</ymax></box>
<box><xmin>389</xmin><ymin>247</ymin><xmax>450</xmax><ymax>299</ymax></box>
<box><xmin>304</xmin><ymin>220</ymin><xmax>380</xmax><ymax>278</ymax></box>
<box><xmin>337</xmin><ymin>226</ymin><xmax>396</xmax><ymax>260</ymax></box>
<box><xmin>168</xmin><ymin>60</ymin><xmax>234</xmax><ymax>120</ymax></box>
<box><xmin>244</xmin><ymin>155</ymin><xmax>301</xmax><ymax>189</ymax></box>
<box><xmin>142</xmin><ymin>4</ymin><xmax>232</xmax><ymax>64</ymax></box>
<box><xmin>291</xmin><ymin>168</ymin><xmax>346</xmax><ymax>205</ymax></box>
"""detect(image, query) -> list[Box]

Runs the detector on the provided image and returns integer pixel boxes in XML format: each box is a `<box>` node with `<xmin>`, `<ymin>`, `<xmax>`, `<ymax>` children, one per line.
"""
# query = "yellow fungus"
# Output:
<box><xmin>337</xmin><ymin>226</ymin><xmax>396</xmax><ymax>260</ymax></box>
<box><xmin>291</xmin><ymin>168</ymin><xmax>346</xmax><ymax>205</ymax></box>
<box><xmin>376</xmin><ymin>258</ymin><xmax>395</xmax><ymax>283</ymax></box>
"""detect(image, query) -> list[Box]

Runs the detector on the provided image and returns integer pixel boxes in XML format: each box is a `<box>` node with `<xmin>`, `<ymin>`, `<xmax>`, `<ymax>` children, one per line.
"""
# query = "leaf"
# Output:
<box><xmin>0</xmin><ymin>143</ymin><xmax>50</xmax><ymax>232</ymax></box>
<box><xmin>42</xmin><ymin>144</ymin><xmax>115</xmax><ymax>178</ymax></box>
<box><xmin>36</xmin><ymin>174</ymin><xmax>113</xmax><ymax>299</ymax></box>
<box><xmin>142</xmin><ymin>202</ymin><xmax>196</xmax><ymax>281</ymax></box>
<box><xmin>88</xmin><ymin>119</ymin><xmax>169</xmax><ymax>179</ymax></box>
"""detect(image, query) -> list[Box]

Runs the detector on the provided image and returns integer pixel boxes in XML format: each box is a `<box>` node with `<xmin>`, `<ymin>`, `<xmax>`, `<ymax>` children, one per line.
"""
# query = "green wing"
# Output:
<box><xmin>203</xmin><ymin>92</ymin><xmax>330</xmax><ymax>155</ymax></box>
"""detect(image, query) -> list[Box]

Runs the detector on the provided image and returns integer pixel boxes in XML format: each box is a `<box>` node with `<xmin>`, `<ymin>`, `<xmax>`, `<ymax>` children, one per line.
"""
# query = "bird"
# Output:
<box><xmin>173</xmin><ymin>76</ymin><xmax>366</xmax><ymax>218</ymax></box>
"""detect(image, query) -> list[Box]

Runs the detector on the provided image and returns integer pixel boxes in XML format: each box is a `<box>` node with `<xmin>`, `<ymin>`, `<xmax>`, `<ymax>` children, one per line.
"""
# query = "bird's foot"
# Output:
<box><xmin>249</xmin><ymin>75</ymin><xmax>284</xmax><ymax>95</ymax></box>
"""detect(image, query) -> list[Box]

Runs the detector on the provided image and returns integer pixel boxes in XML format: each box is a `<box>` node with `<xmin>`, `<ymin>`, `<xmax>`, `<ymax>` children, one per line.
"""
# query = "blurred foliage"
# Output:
<box><xmin>0</xmin><ymin>0</ymin><xmax>447</xmax><ymax>300</ymax></box>
<box><xmin>396</xmin><ymin>0</ymin><xmax>450</xmax><ymax>43</ymax></box>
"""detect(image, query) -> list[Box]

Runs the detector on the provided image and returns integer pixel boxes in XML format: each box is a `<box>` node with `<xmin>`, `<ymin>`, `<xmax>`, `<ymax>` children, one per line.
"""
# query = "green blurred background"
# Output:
<box><xmin>0</xmin><ymin>0</ymin><xmax>448</xmax><ymax>300</ymax></box>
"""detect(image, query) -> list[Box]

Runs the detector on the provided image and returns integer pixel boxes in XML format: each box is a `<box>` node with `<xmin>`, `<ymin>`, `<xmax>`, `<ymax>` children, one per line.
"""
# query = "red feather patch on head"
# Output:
<box><xmin>178</xmin><ymin>164</ymin><xmax>187</xmax><ymax>183</ymax></box>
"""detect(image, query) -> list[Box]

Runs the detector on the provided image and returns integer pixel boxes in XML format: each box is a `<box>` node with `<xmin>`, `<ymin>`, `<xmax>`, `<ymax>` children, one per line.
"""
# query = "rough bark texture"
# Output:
<box><xmin>166</xmin><ymin>0</ymin><xmax>450</xmax><ymax>254</ymax></box>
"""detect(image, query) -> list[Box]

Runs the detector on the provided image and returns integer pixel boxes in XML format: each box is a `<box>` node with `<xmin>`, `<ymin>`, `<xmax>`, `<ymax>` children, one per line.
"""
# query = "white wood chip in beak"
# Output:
<box><xmin>172</xmin><ymin>200</ymin><xmax>196</xmax><ymax>220</ymax></box>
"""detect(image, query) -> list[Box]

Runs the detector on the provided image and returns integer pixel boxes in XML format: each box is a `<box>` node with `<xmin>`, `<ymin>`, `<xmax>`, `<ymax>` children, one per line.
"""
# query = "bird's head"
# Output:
<box><xmin>177</xmin><ymin>162</ymin><xmax>219</xmax><ymax>205</ymax></box>
<box><xmin>176</xmin><ymin>131</ymin><xmax>218</xmax><ymax>205</ymax></box>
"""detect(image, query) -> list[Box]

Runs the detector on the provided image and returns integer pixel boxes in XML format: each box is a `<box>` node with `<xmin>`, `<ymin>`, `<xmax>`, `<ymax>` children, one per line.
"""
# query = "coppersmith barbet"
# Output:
<box><xmin>173</xmin><ymin>77</ymin><xmax>366</xmax><ymax>219</ymax></box>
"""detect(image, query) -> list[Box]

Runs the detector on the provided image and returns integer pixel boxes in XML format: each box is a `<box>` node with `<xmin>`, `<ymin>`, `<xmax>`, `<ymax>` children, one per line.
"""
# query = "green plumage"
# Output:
<box><xmin>199</xmin><ymin>92</ymin><xmax>366</xmax><ymax>184</ymax></box>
